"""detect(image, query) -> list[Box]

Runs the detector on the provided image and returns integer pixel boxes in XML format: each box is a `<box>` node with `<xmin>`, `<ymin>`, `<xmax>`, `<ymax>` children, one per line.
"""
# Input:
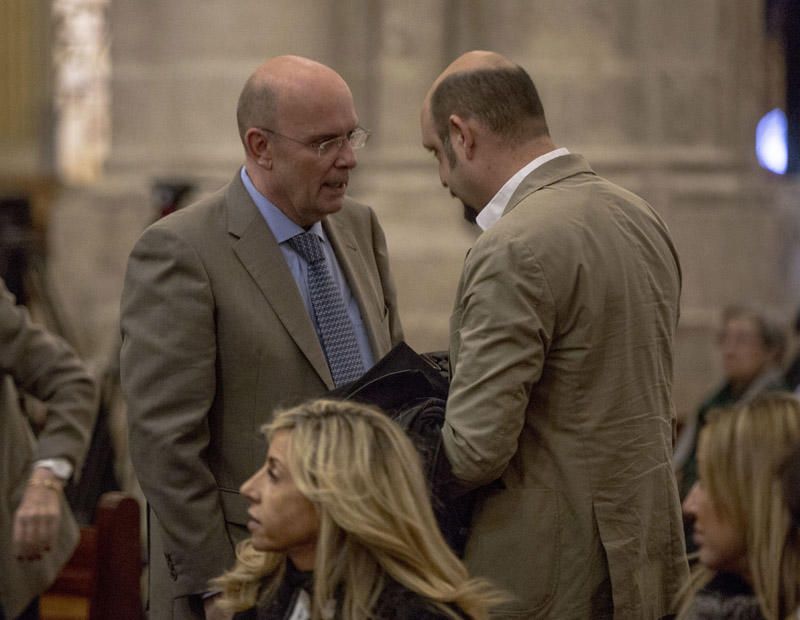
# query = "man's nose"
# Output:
<box><xmin>335</xmin><ymin>141</ymin><xmax>357</xmax><ymax>168</ymax></box>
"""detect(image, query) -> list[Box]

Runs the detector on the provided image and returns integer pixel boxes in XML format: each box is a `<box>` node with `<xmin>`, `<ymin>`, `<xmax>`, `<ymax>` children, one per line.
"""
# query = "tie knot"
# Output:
<box><xmin>289</xmin><ymin>232</ymin><xmax>324</xmax><ymax>264</ymax></box>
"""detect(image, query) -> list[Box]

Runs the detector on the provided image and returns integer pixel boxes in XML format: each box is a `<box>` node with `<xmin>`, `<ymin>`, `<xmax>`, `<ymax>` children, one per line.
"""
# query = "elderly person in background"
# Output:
<box><xmin>0</xmin><ymin>278</ymin><xmax>96</xmax><ymax>620</ymax></box>
<box><xmin>676</xmin><ymin>305</ymin><xmax>787</xmax><ymax>502</ymax></box>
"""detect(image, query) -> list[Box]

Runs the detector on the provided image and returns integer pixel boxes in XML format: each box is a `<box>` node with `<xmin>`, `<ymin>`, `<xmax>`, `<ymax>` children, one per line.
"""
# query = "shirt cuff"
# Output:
<box><xmin>34</xmin><ymin>458</ymin><xmax>73</xmax><ymax>481</ymax></box>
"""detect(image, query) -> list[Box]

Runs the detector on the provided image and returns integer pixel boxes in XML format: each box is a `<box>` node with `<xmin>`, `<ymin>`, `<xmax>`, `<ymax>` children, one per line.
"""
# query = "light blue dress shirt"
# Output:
<box><xmin>240</xmin><ymin>167</ymin><xmax>375</xmax><ymax>372</ymax></box>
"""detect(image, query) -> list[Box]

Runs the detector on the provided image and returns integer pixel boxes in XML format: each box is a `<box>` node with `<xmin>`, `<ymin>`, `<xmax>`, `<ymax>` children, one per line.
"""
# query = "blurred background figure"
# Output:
<box><xmin>782</xmin><ymin>307</ymin><xmax>800</xmax><ymax>393</ymax></box>
<box><xmin>675</xmin><ymin>305</ymin><xmax>787</xmax><ymax>502</ymax></box>
<box><xmin>780</xmin><ymin>441</ymin><xmax>800</xmax><ymax>620</ymax></box>
<box><xmin>0</xmin><ymin>277</ymin><xmax>96</xmax><ymax>620</ymax></box>
<box><xmin>782</xmin><ymin>443</ymin><xmax>800</xmax><ymax>619</ymax></box>
<box><xmin>781</xmin><ymin>442</ymin><xmax>800</xmax><ymax>529</ymax></box>
<box><xmin>212</xmin><ymin>399</ymin><xmax>503</xmax><ymax>620</ymax></box>
<box><xmin>677</xmin><ymin>393</ymin><xmax>800</xmax><ymax>620</ymax></box>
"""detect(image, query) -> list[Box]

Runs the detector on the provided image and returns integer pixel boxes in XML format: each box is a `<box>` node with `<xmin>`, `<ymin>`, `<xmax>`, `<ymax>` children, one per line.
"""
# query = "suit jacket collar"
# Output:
<box><xmin>225</xmin><ymin>174</ymin><xmax>334</xmax><ymax>388</ymax></box>
<box><xmin>504</xmin><ymin>153</ymin><xmax>595</xmax><ymax>217</ymax></box>
<box><xmin>225</xmin><ymin>173</ymin><xmax>384</xmax><ymax>389</ymax></box>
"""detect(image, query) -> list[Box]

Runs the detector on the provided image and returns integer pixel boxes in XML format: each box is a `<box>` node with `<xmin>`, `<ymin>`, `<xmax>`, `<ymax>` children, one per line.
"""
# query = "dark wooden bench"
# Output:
<box><xmin>41</xmin><ymin>492</ymin><xmax>142</xmax><ymax>620</ymax></box>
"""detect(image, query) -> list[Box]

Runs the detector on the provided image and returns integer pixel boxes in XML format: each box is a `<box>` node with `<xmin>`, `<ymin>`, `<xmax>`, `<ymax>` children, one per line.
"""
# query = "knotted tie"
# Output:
<box><xmin>289</xmin><ymin>231</ymin><xmax>365</xmax><ymax>386</ymax></box>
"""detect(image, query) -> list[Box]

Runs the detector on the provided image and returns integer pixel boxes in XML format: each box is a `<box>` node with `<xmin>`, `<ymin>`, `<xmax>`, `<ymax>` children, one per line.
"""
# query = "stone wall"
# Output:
<box><xmin>42</xmin><ymin>0</ymin><xmax>800</xmax><ymax>418</ymax></box>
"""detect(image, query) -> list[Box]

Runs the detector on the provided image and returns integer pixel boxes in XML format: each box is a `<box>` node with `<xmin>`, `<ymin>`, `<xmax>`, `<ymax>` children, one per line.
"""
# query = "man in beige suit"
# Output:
<box><xmin>0</xmin><ymin>278</ymin><xmax>96</xmax><ymax>619</ymax></box>
<box><xmin>121</xmin><ymin>56</ymin><xmax>402</xmax><ymax>619</ymax></box>
<box><xmin>420</xmin><ymin>51</ymin><xmax>688</xmax><ymax>619</ymax></box>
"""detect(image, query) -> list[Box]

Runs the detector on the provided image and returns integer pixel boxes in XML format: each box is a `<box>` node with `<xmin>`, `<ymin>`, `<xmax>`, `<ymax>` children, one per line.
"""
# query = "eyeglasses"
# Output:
<box><xmin>257</xmin><ymin>126</ymin><xmax>370</xmax><ymax>157</ymax></box>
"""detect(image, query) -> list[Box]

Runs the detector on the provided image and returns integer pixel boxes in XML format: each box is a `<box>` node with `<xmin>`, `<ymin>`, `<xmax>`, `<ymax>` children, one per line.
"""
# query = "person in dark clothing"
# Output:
<box><xmin>676</xmin><ymin>305</ymin><xmax>787</xmax><ymax>502</ymax></box>
<box><xmin>676</xmin><ymin>393</ymin><xmax>800</xmax><ymax>619</ymax></box>
<box><xmin>782</xmin><ymin>443</ymin><xmax>800</xmax><ymax>527</ymax></box>
<box><xmin>782</xmin><ymin>443</ymin><xmax>800</xmax><ymax>620</ymax></box>
<box><xmin>782</xmin><ymin>307</ymin><xmax>800</xmax><ymax>392</ymax></box>
<box><xmin>211</xmin><ymin>399</ymin><xmax>503</xmax><ymax>620</ymax></box>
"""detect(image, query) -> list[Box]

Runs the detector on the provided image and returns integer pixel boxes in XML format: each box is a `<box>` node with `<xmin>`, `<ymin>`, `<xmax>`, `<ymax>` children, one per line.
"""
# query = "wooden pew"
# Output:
<box><xmin>41</xmin><ymin>492</ymin><xmax>142</xmax><ymax>620</ymax></box>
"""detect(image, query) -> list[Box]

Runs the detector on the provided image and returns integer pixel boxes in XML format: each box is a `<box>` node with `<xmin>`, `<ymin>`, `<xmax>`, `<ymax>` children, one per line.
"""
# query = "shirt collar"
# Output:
<box><xmin>240</xmin><ymin>167</ymin><xmax>324</xmax><ymax>242</ymax></box>
<box><xmin>476</xmin><ymin>147</ymin><xmax>570</xmax><ymax>231</ymax></box>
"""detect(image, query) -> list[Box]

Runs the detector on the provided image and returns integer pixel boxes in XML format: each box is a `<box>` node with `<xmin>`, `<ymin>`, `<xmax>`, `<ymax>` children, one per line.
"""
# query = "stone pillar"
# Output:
<box><xmin>347</xmin><ymin>0</ymin><xmax>478</xmax><ymax>353</ymax></box>
<box><xmin>0</xmin><ymin>0</ymin><xmax>51</xmax><ymax>177</ymax></box>
<box><xmin>45</xmin><ymin>0</ymin><xmax>789</xmax><ymax>420</ymax></box>
<box><xmin>356</xmin><ymin>0</ymin><xmax>782</xmax><ymax>416</ymax></box>
<box><xmin>48</xmin><ymin>0</ymin><xmax>359</xmax><ymax>363</ymax></box>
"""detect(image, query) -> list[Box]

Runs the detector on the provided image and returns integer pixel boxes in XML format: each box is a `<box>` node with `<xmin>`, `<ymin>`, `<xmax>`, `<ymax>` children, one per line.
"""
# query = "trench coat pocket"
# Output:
<box><xmin>465</xmin><ymin>487</ymin><xmax>560</xmax><ymax>617</ymax></box>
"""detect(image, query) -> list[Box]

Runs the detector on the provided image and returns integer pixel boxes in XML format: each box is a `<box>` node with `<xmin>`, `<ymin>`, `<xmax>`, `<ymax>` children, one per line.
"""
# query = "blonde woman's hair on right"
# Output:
<box><xmin>675</xmin><ymin>392</ymin><xmax>800</xmax><ymax>620</ymax></box>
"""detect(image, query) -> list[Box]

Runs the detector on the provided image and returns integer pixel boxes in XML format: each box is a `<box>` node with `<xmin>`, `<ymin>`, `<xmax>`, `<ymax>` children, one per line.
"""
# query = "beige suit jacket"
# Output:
<box><xmin>443</xmin><ymin>154</ymin><xmax>688</xmax><ymax>619</ymax></box>
<box><xmin>120</xmin><ymin>172</ymin><xmax>402</xmax><ymax>619</ymax></box>
<box><xmin>0</xmin><ymin>280</ymin><xmax>96</xmax><ymax>618</ymax></box>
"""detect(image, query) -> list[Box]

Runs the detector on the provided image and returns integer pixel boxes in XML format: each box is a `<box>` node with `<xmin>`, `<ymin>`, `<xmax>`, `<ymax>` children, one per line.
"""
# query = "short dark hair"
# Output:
<box><xmin>236</xmin><ymin>74</ymin><xmax>278</xmax><ymax>144</ymax></box>
<box><xmin>430</xmin><ymin>65</ymin><xmax>549</xmax><ymax>150</ymax></box>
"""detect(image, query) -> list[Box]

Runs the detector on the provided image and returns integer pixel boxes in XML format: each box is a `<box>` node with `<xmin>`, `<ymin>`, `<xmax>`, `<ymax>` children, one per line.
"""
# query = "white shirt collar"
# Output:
<box><xmin>476</xmin><ymin>147</ymin><xmax>570</xmax><ymax>231</ymax></box>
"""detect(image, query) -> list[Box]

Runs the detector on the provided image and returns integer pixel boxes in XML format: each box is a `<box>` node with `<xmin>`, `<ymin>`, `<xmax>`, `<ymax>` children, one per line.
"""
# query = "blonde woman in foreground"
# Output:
<box><xmin>677</xmin><ymin>392</ymin><xmax>800</xmax><ymax>620</ymax></box>
<box><xmin>212</xmin><ymin>399</ymin><xmax>503</xmax><ymax>619</ymax></box>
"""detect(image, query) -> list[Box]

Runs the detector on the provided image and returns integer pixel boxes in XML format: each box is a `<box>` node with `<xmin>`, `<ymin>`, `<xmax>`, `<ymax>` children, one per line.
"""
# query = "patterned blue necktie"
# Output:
<box><xmin>289</xmin><ymin>231</ymin><xmax>365</xmax><ymax>386</ymax></box>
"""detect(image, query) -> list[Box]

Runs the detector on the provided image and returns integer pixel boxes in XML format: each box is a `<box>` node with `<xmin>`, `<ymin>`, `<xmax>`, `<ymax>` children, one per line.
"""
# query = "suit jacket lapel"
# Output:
<box><xmin>225</xmin><ymin>175</ymin><xmax>334</xmax><ymax>388</ymax></box>
<box><xmin>323</xmin><ymin>214</ymin><xmax>385</xmax><ymax>358</ymax></box>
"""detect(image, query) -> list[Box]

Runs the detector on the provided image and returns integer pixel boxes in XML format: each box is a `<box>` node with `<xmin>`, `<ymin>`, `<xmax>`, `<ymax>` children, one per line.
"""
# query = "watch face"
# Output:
<box><xmin>52</xmin><ymin>462</ymin><xmax>71</xmax><ymax>479</ymax></box>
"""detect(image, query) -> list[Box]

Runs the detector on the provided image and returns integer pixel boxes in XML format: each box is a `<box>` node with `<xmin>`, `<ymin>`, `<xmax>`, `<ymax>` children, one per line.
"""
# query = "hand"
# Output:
<box><xmin>12</xmin><ymin>467</ymin><xmax>64</xmax><ymax>561</ymax></box>
<box><xmin>204</xmin><ymin>594</ymin><xmax>233</xmax><ymax>620</ymax></box>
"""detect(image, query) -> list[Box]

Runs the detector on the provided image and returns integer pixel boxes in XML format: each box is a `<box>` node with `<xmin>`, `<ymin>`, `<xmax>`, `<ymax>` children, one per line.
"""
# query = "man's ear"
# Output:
<box><xmin>448</xmin><ymin>114</ymin><xmax>475</xmax><ymax>159</ymax></box>
<box><xmin>245</xmin><ymin>128</ymin><xmax>273</xmax><ymax>169</ymax></box>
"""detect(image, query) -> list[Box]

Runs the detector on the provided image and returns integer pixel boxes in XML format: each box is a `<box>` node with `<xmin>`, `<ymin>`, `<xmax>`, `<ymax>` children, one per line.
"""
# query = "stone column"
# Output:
<box><xmin>356</xmin><ymin>0</ymin><xmax>782</xmax><ymax>416</ymax></box>
<box><xmin>348</xmin><ymin>0</ymin><xmax>479</xmax><ymax>352</ymax></box>
<box><xmin>48</xmin><ymin>0</ymin><xmax>356</xmax><ymax>363</ymax></box>
<box><xmin>45</xmin><ymin>0</ymin><xmax>788</xmax><ymax>420</ymax></box>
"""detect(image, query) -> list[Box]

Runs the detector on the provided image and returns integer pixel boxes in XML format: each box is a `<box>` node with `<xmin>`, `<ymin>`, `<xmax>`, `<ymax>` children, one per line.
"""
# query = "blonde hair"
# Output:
<box><xmin>676</xmin><ymin>393</ymin><xmax>800</xmax><ymax>619</ymax></box>
<box><xmin>213</xmin><ymin>399</ymin><xmax>502</xmax><ymax>619</ymax></box>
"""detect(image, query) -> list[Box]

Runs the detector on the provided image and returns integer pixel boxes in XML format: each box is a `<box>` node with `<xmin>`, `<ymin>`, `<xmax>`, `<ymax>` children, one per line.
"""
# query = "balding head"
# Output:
<box><xmin>430</xmin><ymin>50</ymin><xmax>516</xmax><ymax>92</ymax></box>
<box><xmin>237</xmin><ymin>56</ymin><xmax>360</xmax><ymax>228</ymax></box>
<box><xmin>236</xmin><ymin>55</ymin><xmax>353</xmax><ymax>144</ymax></box>
<box><xmin>423</xmin><ymin>50</ymin><xmax>549</xmax><ymax>152</ymax></box>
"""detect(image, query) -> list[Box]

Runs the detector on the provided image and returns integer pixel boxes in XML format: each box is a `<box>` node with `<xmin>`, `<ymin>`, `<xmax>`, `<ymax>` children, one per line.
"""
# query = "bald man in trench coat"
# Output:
<box><xmin>421</xmin><ymin>51</ymin><xmax>689</xmax><ymax>619</ymax></box>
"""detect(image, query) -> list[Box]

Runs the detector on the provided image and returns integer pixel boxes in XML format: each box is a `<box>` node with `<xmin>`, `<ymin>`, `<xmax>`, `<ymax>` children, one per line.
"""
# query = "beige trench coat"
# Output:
<box><xmin>443</xmin><ymin>154</ymin><xmax>689</xmax><ymax>619</ymax></box>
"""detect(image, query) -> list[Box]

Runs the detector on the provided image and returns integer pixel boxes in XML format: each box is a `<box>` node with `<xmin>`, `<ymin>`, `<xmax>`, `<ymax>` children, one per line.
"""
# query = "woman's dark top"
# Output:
<box><xmin>681</xmin><ymin>572</ymin><xmax>764</xmax><ymax>620</ymax></box>
<box><xmin>233</xmin><ymin>561</ymin><xmax>467</xmax><ymax>620</ymax></box>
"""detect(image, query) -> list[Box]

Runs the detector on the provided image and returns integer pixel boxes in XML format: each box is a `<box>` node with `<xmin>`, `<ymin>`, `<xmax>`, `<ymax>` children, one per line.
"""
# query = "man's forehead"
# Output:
<box><xmin>278</xmin><ymin>86</ymin><xmax>356</xmax><ymax>132</ymax></box>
